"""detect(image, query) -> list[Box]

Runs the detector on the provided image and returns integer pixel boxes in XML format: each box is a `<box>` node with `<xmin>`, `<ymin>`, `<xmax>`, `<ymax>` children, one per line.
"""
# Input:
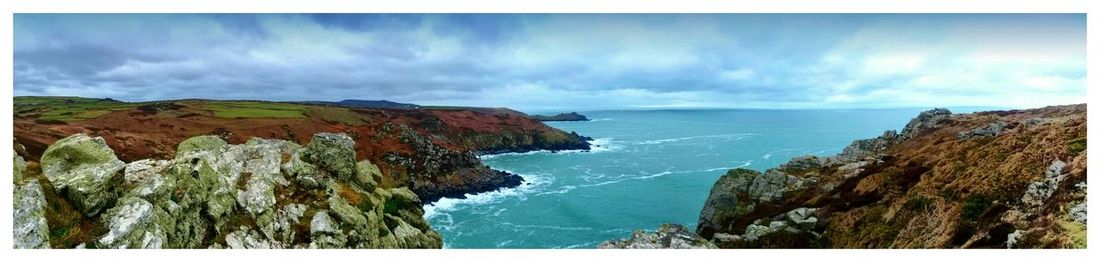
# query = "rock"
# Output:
<box><xmin>225</xmin><ymin>227</ymin><xmax>278</xmax><ymax>249</ymax></box>
<box><xmin>309</xmin><ymin>211</ymin><xmax>347</xmax><ymax>248</ymax></box>
<box><xmin>123</xmin><ymin>159</ymin><xmax>170</xmax><ymax>186</ymax></box>
<box><xmin>236</xmin><ymin>175</ymin><xmax>276</xmax><ymax>215</ymax></box>
<box><xmin>1021</xmin><ymin>160</ymin><xmax>1067</xmax><ymax>209</ymax></box>
<box><xmin>900</xmin><ymin>108</ymin><xmax>951</xmax><ymax>139</ymax></box>
<box><xmin>779</xmin><ymin>155</ymin><xmax>823</xmax><ymax>172</ymax></box>
<box><xmin>98</xmin><ymin>196</ymin><xmax>166</xmax><ymax>248</ymax></box>
<box><xmin>696</xmin><ymin>168</ymin><xmax>813</xmax><ymax>238</ymax></box>
<box><xmin>302</xmin><ymin>133</ymin><xmax>358</xmax><ymax>186</ymax></box>
<box><xmin>958</xmin><ymin>121</ymin><xmax>1009</xmax><ymax>140</ymax></box>
<box><xmin>830</xmin><ymin>130</ymin><xmax>899</xmax><ymax>163</ymax></box>
<box><xmin>176</xmin><ymin>135</ymin><xmax>227</xmax><ymax>156</ymax></box>
<box><xmin>354</xmin><ymin>160</ymin><xmax>382</xmax><ymax>191</ymax></box>
<box><xmin>40</xmin><ymin>134</ymin><xmax>125</xmax><ymax>217</ymax></box>
<box><xmin>14</xmin><ymin>181</ymin><xmax>50</xmax><ymax>249</ymax></box>
<box><xmin>1069</xmin><ymin>202</ymin><xmax>1086</xmax><ymax>224</ymax></box>
<box><xmin>598</xmin><ymin>224</ymin><xmax>716</xmax><ymax>249</ymax></box>
<box><xmin>14</xmin><ymin>151</ymin><xmax>27</xmax><ymax>184</ymax></box>
<box><xmin>786</xmin><ymin>207</ymin><xmax>818</xmax><ymax>230</ymax></box>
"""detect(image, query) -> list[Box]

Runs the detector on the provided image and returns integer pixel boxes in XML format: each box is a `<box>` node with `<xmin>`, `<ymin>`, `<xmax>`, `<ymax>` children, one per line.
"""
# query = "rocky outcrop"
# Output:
<box><xmin>598</xmin><ymin>224</ymin><xmax>716</xmax><ymax>249</ymax></box>
<box><xmin>609</xmin><ymin>105</ymin><xmax>1086</xmax><ymax>249</ymax></box>
<box><xmin>13</xmin><ymin>133</ymin><xmax>442</xmax><ymax>249</ymax></box>
<box><xmin>14</xmin><ymin>181</ymin><xmax>50</xmax><ymax>249</ymax></box>
<box><xmin>39</xmin><ymin>134</ymin><xmax>126</xmax><ymax>217</ymax></box>
<box><xmin>958</xmin><ymin>121</ymin><xmax>1010</xmax><ymax>140</ymax></box>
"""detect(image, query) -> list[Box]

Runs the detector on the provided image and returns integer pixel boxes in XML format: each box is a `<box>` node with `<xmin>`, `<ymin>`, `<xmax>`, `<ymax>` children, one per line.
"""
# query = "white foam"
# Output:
<box><xmin>636</xmin><ymin>133</ymin><xmax>755</xmax><ymax>145</ymax></box>
<box><xmin>422</xmin><ymin>169</ymin><xmax>551</xmax><ymax>220</ymax></box>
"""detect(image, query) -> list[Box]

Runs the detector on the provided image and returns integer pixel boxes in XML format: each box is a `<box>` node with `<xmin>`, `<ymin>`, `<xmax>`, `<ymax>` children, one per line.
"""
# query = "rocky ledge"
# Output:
<box><xmin>604</xmin><ymin>104</ymin><xmax>1087</xmax><ymax>249</ymax></box>
<box><xmin>13</xmin><ymin>132</ymin><xmax>442</xmax><ymax>249</ymax></box>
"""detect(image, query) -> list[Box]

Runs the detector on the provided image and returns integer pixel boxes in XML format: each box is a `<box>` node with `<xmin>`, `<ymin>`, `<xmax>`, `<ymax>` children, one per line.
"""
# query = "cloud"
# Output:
<box><xmin>14</xmin><ymin>14</ymin><xmax>1086</xmax><ymax>110</ymax></box>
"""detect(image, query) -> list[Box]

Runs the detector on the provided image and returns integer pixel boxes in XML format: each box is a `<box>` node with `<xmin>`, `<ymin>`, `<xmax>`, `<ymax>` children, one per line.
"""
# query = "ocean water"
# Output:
<box><xmin>422</xmin><ymin>108</ymin><xmax>984</xmax><ymax>248</ymax></box>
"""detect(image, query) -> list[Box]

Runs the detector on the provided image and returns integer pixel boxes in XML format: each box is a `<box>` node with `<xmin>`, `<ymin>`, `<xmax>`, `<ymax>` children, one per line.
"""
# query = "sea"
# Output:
<box><xmin>423</xmin><ymin>108</ymin><xmax>994</xmax><ymax>248</ymax></box>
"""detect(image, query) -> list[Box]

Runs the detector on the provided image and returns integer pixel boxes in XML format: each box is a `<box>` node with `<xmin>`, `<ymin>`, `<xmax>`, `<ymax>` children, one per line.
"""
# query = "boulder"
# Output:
<box><xmin>309</xmin><ymin>211</ymin><xmax>347</xmax><ymax>248</ymax></box>
<box><xmin>302</xmin><ymin>133</ymin><xmax>358</xmax><ymax>186</ymax></box>
<box><xmin>14</xmin><ymin>181</ymin><xmax>50</xmax><ymax>249</ymax></box>
<box><xmin>98</xmin><ymin>196</ymin><xmax>167</xmax><ymax>248</ymax></box>
<box><xmin>176</xmin><ymin>135</ymin><xmax>227</xmax><ymax>156</ymax></box>
<box><xmin>14</xmin><ymin>151</ymin><xmax>27</xmax><ymax>184</ymax></box>
<box><xmin>697</xmin><ymin>168</ymin><xmax>814</xmax><ymax>238</ymax></box>
<box><xmin>1021</xmin><ymin>160</ymin><xmax>1067</xmax><ymax>209</ymax></box>
<box><xmin>354</xmin><ymin>160</ymin><xmax>383</xmax><ymax>191</ymax></box>
<box><xmin>598</xmin><ymin>224</ymin><xmax>716</xmax><ymax>249</ymax></box>
<box><xmin>40</xmin><ymin>134</ymin><xmax>125</xmax><ymax>216</ymax></box>
<box><xmin>958</xmin><ymin>121</ymin><xmax>1009</xmax><ymax>140</ymax></box>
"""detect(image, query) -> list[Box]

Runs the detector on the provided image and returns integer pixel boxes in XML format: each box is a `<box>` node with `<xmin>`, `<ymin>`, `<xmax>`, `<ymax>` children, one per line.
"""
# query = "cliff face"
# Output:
<box><xmin>606</xmin><ymin>104</ymin><xmax>1087</xmax><ymax>249</ymax></box>
<box><xmin>13</xmin><ymin>98</ymin><xmax>591</xmax><ymax>204</ymax></box>
<box><xmin>14</xmin><ymin>132</ymin><xmax>442</xmax><ymax>249</ymax></box>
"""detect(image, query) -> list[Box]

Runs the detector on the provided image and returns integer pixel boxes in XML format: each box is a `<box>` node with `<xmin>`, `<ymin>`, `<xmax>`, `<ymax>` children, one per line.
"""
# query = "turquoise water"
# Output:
<box><xmin>422</xmin><ymin>108</ymin><xmax>979</xmax><ymax>248</ymax></box>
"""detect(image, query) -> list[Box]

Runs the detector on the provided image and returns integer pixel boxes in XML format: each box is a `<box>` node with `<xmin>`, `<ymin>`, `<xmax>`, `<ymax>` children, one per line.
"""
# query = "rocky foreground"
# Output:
<box><xmin>14</xmin><ymin>97</ymin><xmax>592</xmax><ymax>204</ymax></box>
<box><xmin>14</xmin><ymin>132</ymin><xmax>442</xmax><ymax>248</ymax></box>
<box><xmin>602</xmin><ymin>105</ymin><xmax>1087</xmax><ymax>249</ymax></box>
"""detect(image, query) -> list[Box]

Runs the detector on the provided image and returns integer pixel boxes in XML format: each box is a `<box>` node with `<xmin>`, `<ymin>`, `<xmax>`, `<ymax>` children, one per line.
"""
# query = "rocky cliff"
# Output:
<box><xmin>13</xmin><ymin>132</ymin><xmax>442</xmax><ymax>249</ymax></box>
<box><xmin>603</xmin><ymin>104</ymin><xmax>1087</xmax><ymax>249</ymax></box>
<box><xmin>14</xmin><ymin>97</ymin><xmax>592</xmax><ymax>204</ymax></box>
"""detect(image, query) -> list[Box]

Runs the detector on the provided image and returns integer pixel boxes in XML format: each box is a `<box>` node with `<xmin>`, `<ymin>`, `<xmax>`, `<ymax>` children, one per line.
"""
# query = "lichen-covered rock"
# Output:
<box><xmin>598</xmin><ymin>224</ymin><xmax>716</xmax><ymax>249</ymax></box>
<box><xmin>14</xmin><ymin>151</ymin><xmax>27</xmax><ymax>184</ymax></box>
<box><xmin>176</xmin><ymin>135</ymin><xmax>227</xmax><ymax>156</ymax></box>
<box><xmin>31</xmin><ymin>133</ymin><xmax>443</xmax><ymax>249</ymax></box>
<box><xmin>14</xmin><ymin>181</ymin><xmax>50</xmax><ymax>249</ymax></box>
<box><xmin>226</xmin><ymin>227</ymin><xmax>278</xmax><ymax>249</ymax></box>
<box><xmin>40</xmin><ymin>134</ymin><xmax>125</xmax><ymax>217</ymax></box>
<box><xmin>309</xmin><ymin>211</ymin><xmax>347</xmax><ymax>248</ymax></box>
<box><xmin>98</xmin><ymin>196</ymin><xmax>166</xmax><ymax>248</ymax></box>
<box><xmin>236</xmin><ymin>175</ymin><xmax>276</xmax><ymax>215</ymax></box>
<box><xmin>302</xmin><ymin>133</ymin><xmax>358</xmax><ymax>186</ymax></box>
<box><xmin>900</xmin><ymin>108</ymin><xmax>951</xmax><ymax>139</ymax></box>
<box><xmin>696</xmin><ymin>168</ymin><xmax>813</xmax><ymax>239</ymax></box>
<box><xmin>355</xmin><ymin>160</ymin><xmax>383</xmax><ymax>191</ymax></box>
<box><xmin>1021</xmin><ymin>160</ymin><xmax>1067</xmax><ymax>209</ymax></box>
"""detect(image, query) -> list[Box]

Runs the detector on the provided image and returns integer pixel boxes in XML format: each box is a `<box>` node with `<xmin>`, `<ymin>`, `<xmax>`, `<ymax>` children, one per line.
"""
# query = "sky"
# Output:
<box><xmin>13</xmin><ymin>14</ymin><xmax>1086</xmax><ymax>111</ymax></box>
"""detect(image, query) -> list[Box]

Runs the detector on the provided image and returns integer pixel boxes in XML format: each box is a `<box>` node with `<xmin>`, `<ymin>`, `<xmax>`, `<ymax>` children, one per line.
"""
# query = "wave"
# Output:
<box><xmin>636</xmin><ymin>133</ymin><xmax>755</xmax><ymax>145</ymax></box>
<box><xmin>423</xmin><ymin>169</ymin><xmax>551</xmax><ymax>220</ymax></box>
<box><xmin>589</xmin><ymin>118</ymin><xmax>614</xmax><ymax>122</ymax></box>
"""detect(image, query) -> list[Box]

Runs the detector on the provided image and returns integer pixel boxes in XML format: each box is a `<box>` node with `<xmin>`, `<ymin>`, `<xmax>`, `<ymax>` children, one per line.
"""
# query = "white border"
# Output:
<box><xmin>1</xmin><ymin>0</ymin><xmax>1094</xmax><ymax>261</ymax></box>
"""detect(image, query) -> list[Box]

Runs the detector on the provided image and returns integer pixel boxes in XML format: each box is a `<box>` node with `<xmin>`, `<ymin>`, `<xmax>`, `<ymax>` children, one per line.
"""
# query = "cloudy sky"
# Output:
<box><xmin>14</xmin><ymin>14</ymin><xmax>1086</xmax><ymax>111</ymax></box>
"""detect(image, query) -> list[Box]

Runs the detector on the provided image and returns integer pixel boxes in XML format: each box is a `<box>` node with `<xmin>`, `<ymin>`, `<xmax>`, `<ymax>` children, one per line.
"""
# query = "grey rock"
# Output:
<box><xmin>958</xmin><ymin>121</ymin><xmax>1009</xmax><ymax>140</ymax></box>
<box><xmin>696</xmin><ymin>168</ymin><xmax>813</xmax><ymax>238</ymax></box>
<box><xmin>14</xmin><ymin>181</ymin><xmax>50</xmax><ymax>249</ymax></box>
<box><xmin>14</xmin><ymin>151</ymin><xmax>27</xmax><ymax>184</ymax></box>
<box><xmin>40</xmin><ymin>134</ymin><xmax>125</xmax><ymax>217</ymax></box>
<box><xmin>309</xmin><ymin>211</ymin><xmax>346</xmax><ymax>248</ymax></box>
<box><xmin>302</xmin><ymin>133</ymin><xmax>358</xmax><ymax>187</ymax></box>
<box><xmin>1021</xmin><ymin>160</ymin><xmax>1067</xmax><ymax>209</ymax></box>
<box><xmin>98</xmin><ymin>196</ymin><xmax>166</xmax><ymax>248</ymax></box>
<box><xmin>786</xmin><ymin>207</ymin><xmax>818</xmax><ymax>230</ymax></box>
<box><xmin>598</xmin><ymin>224</ymin><xmax>716</xmax><ymax>249</ymax></box>
<box><xmin>900</xmin><ymin>108</ymin><xmax>951</xmax><ymax>139</ymax></box>
<box><xmin>176</xmin><ymin>135</ymin><xmax>227</xmax><ymax>157</ymax></box>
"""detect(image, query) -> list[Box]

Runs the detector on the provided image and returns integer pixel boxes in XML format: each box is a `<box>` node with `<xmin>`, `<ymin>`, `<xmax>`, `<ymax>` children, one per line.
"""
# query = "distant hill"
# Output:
<box><xmin>531</xmin><ymin>112</ymin><xmax>590</xmax><ymax>122</ymax></box>
<box><xmin>301</xmin><ymin>99</ymin><xmax>421</xmax><ymax>109</ymax></box>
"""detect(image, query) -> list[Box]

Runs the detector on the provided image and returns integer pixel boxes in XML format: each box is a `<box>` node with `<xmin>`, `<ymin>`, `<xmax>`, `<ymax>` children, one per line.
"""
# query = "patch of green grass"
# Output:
<box><xmin>903</xmin><ymin>195</ymin><xmax>932</xmax><ymax>210</ymax></box>
<box><xmin>305</xmin><ymin>106</ymin><xmax>367</xmax><ymax>125</ymax></box>
<box><xmin>15</xmin><ymin>96</ymin><xmax>145</xmax><ymax>121</ymax></box>
<box><xmin>1068</xmin><ymin>137</ymin><xmax>1086</xmax><ymax>156</ymax></box>
<box><xmin>199</xmin><ymin>101</ymin><xmax>306</xmax><ymax>119</ymax></box>
<box><xmin>961</xmin><ymin>195</ymin><xmax>991</xmax><ymax>222</ymax></box>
